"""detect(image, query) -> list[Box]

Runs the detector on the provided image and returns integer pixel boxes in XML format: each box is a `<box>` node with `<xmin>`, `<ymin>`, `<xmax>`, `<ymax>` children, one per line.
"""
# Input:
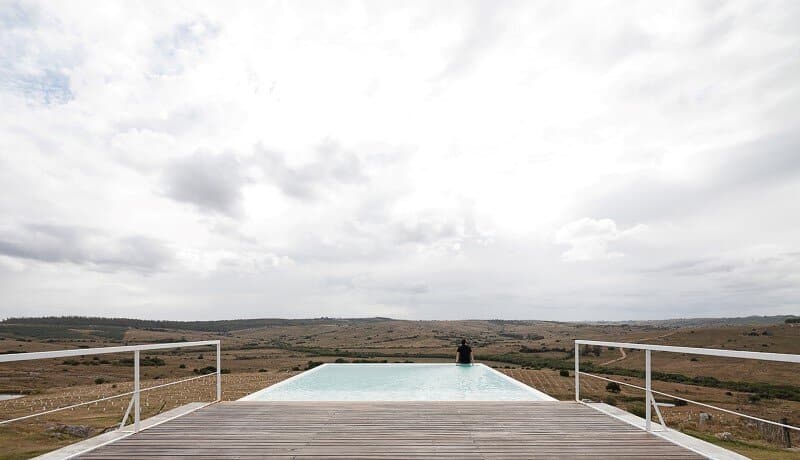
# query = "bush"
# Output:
<box><xmin>748</xmin><ymin>394</ymin><xmax>761</xmax><ymax>403</ymax></box>
<box><xmin>673</xmin><ymin>399</ymin><xmax>687</xmax><ymax>406</ymax></box>
<box><xmin>559</xmin><ymin>369</ymin><xmax>570</xmax><ymax>377</ymax></box>
<box><xmin>221</xmin><ymin>369</ymin><xmax>231</xmax><ymax>374</ymax></box>
<box><xmin>629</xmin><ymin>404</ymin><xmax>646</xmax><ymax>418</ymax></box>
<box><xmin>94</xmin><ymin>378</ymin><xmax>106</xmax><ymax>384</ymax></box>
<box><xmin>179</xmin><ymin>364</ymin><xmax>186</xmax><ymax>369</ymax></box>
<box><xmin>603</xmin><ymin>396</ymin><xmax>617</xmax><ymax>406</ymax></box>
<box><xmin>258</xmin><ymin>368</ymin><xmax>267</xmax><ymax>372</ymax></box>
<box><xmin>306</xmin><ymin>361</ymin><xmax>324</xmax><ymax>370</ymax></box>
<box><xmin>194</xmin><ymin>366</ymin><xmax>217</xmax><ymax>375</ymax></box>
<box><xmin>606</xmin><ymin>382</ymin><xmax>622</xmax><ymax>393</ymax></box>
<box><xmin>334</xmin><ymin>358</ymin><xmax>348</xmax><ymax>363</ymax></box>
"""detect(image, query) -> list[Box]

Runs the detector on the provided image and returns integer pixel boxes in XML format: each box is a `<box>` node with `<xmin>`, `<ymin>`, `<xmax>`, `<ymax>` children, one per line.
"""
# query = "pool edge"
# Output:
<box><xmin>239</xmin><ymin>362</ymin><xmax>557</xmax><ymax>402</ymax></box>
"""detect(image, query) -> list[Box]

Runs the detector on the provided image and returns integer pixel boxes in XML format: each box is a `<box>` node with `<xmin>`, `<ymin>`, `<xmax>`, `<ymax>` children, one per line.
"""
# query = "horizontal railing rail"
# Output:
<box><xmin>0</xmin><ymin>340</ymin><xmax>221</xmax><ymax>432</ymax></box>
<box><xmin>574</xmin><ymin>339</ymin><xmax>799</xmax><ymax>435</ymax></box>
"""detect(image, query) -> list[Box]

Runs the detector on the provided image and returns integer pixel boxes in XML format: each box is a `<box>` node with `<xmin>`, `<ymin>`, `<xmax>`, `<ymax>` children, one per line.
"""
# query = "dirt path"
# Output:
<box><xmin>600</xmin><ymin>347</ymin><xmax>627</xmax><ymax>366</ymax></box>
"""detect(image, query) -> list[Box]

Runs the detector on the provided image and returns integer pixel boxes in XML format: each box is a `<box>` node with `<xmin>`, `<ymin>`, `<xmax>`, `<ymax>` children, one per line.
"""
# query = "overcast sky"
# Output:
<box><xmin>1</xmin><ymin>1</ymin><xmax>799</xmax><ymax>321</ymax></box>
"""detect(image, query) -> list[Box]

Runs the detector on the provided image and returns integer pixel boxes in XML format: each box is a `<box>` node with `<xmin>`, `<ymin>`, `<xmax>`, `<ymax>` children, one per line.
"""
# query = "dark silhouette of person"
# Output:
<box><xmin>456</xmin><ymin>339</ymin><xmax>474</xmax><ymax>364</ymax></box>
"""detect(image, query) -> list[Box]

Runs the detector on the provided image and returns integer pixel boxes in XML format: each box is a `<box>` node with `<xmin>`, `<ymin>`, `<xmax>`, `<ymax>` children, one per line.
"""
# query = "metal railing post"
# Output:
<box><xmin>645</xmin><ymin>349</ymin><xmax>651</xmax><ymax>432</ymax></box>
<box><xmin>216</xmin><ymin>342</ymin><xmax>222</xmax><ymax>401</ymax></box>
<box><xmin>574</xmin><ymin>342</ymin><xmax>580</xmax><ymax>402</ymax></box>
<box><xmin>134</xmin><ymin>350</ymin><xmax>140</xmax><ymax>433</ymax></box>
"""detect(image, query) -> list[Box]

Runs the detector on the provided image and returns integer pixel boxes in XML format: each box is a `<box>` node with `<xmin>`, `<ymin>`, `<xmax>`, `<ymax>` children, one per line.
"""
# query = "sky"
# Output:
<box><xmin>1</xmin><ymin>0</ymin><xmax>799</xmax><ymax>321</ymax></box>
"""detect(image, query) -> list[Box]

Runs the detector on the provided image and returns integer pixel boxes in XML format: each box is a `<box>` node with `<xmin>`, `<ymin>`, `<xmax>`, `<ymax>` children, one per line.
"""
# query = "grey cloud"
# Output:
<box><xmin>647</xmin><ymin>258</ymin><xmax>735</xmax><ymax>276</ymax></box>
<box><xmin>161</xmin><ymin>141</ymin><xmax>369</xmax><ymax>218</ymax></box>
<box><xmin>255</xmin><ymin>141</ymin><xmax>367</xmax><ymax>200</ymax></box>
<box><xmin>162</xmin><ymin>151</ymin><xmax>245</xmax><ymax>216</ymax></box>
<box><xmin>0</xmin><ymin>224</ymin><xmax>172</xmax><ymax>273</ymax></box>
<box><xmin>575</xmin><ymin>130</ymin><xmax>800</xmax><ymax>225</ymax></box>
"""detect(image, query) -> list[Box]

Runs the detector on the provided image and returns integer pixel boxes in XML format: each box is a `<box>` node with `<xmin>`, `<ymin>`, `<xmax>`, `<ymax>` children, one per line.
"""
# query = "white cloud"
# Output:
<box><xmin>0</xmin><ymin>1</ymin><xmax>798</xmax><ymax>320</ymax></box>
<box><xmin>554</xmin><ymin>218</ymin><xmax>646</xmax><ymax>262</ymax></box>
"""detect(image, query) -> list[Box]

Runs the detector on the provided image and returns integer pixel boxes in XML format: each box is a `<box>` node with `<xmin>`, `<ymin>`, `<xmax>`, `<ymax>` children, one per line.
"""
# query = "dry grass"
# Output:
<box><xmin>1</xmin><ymin>319</ymin><xmax>798</xmax><ymax>459</ymax></box>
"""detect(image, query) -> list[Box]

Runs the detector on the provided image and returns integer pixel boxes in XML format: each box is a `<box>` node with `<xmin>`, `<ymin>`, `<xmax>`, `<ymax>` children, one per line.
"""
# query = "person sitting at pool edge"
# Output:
<box><xmin>456</xmin><ymin>339</ymin><xmax>474</xmax><ymax>364</ymax></box>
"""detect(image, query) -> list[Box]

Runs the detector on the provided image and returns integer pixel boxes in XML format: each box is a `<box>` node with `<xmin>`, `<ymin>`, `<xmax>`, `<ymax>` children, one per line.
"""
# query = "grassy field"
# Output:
<box><xmin>1</xmin><ymin>316</ymin><xmax>798</xmax><ymax>459</ymax></box>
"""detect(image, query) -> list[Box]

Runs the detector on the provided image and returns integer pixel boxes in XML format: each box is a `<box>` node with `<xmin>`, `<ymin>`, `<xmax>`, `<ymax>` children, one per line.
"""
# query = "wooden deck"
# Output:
<box><xmin>78</xmin><ymin>401</ymin><xmax>703</xmax><ymax>459</ymax></box>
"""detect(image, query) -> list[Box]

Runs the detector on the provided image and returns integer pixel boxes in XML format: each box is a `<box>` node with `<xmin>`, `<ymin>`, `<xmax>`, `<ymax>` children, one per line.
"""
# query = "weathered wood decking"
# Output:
<box><xmin>78</xmin><ymin>401</ymin><xmax>703</xmax><ymax>459</ymax></box>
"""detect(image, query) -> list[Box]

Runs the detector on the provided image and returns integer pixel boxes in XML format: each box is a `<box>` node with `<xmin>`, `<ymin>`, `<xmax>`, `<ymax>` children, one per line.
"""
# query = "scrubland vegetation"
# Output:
<box><xmin>1</xmin><ymin>315</ymin><xmax>798</xmax><ymax>459</ymax></box>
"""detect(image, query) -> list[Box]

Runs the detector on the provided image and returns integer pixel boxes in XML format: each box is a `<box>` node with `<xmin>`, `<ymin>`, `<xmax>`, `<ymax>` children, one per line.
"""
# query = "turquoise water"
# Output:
<box><xmin>240</xmin><ymin>363</ymin><xmax>555</xmax><ymax>401</ymax></box>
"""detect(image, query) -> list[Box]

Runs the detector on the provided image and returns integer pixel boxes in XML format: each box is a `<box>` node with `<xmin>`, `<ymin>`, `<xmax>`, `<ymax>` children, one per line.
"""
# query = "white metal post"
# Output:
<box><xmin>216</xmin><ymin>342</ymin><xmax>222</xmax><ymax>401</ymax></box>
<box><xmin>574</xmin><ymin>342</ymin><xmax>580</xmax><ymax>402</ymax></box>
<box><xmin>134</xmin><ymin>350</ymin><xmax>140</xmax><ymax>433</ymax></box>
<box><xmin>645</xmin><ymin>349</ymin><xmax>651</xmax><ymax>432</ymax></box>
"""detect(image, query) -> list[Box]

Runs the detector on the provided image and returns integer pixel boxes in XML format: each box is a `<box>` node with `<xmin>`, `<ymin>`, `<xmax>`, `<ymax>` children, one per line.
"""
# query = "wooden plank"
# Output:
<box><xmin>77</xmin><ymin>402</ymin><xmax>703</xmax><ymax>459</ymax></box>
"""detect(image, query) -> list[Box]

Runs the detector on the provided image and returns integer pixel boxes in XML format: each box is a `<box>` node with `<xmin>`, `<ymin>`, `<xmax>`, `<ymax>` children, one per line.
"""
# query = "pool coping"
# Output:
<box><xmin>238</xmin><ymin>362</ymin><xmax>557</xmax><ymax>401</ymax></box>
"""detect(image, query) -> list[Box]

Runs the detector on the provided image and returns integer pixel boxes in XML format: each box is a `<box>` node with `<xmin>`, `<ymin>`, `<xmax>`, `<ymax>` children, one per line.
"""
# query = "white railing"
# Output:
<box><xmin>574</xmin><ymin>340</ymin><xmax>800</xmax><ymax>434</ymax></box>
<box><xmin>0</xmin><ymin>340</ymin><xmax>221</xmax><ymax>433</ymax></box>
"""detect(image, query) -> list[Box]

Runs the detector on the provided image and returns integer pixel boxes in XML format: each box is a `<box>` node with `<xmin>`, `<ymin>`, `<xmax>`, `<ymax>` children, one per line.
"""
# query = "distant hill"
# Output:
<box><xmin>0</xmin><ymin>315</ymin><xmax>393</xmax><ymax>338</ymax></box>
<box><xmin>1</xmin><ymin>314</ymin><xmax>796</xmax><ymax>341</ymax></box>
<box><xmin>585</xmin><ymin>315</ymin><xmax>799</xmax><ymax>328</ymax></box>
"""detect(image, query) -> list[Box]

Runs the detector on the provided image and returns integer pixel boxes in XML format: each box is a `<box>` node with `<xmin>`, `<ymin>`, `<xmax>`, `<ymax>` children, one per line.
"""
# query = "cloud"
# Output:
<box><xmin>0</xmin><ymin>3</ymin><xmax>78</xmax><ymax>105</ymax></box>
<box><xmin>162</xmin><ymin>151</ymin><xmax>246</xmax><ymax>217</ymax></box>
<box><xmin>555</xmin><ymin>218</ymin><xmax>646</xmax><ymax>262</ymax></box>
<box><xmin>255</xmin><ymin>141</ymin><xmax>367</xmax><ymax>200</ymax></box>
<box><xmin>0</xmin><ymin>1</ymin><xmax>799</xmax><ymax>320</ymax></box>
<box><xmin>151</xmin><ymin>19</ymin><xmax>220</xmax><ymax>76</ymax></box>
<box><xmin>0</xmin><ymin>224</ymin><xmax>172</xmax><ymax>273</ymax></box>
<box><xmin>573</xmin><ymin>130</ymin><xmax>800</xmax><ymax>226</ymax></box>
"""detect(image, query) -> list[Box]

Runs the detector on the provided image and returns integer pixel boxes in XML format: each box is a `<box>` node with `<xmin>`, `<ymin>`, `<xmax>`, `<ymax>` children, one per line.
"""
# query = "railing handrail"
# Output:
<box><xmin>0</xmin><ymin>340</ymin><xmax>220</xmax><ymax>363</ymax></box>
<box><xmin>0</xmin><ymin>340</ymin><xmax>222</xmax><ymax>433</ymax></box>
<box><xmin>574</xmin><ymin>339</ymin><xmax>800</xmax><ymax>363</ymax></box>
<box><xmin>574</xmin><ymin>339</ymin><xmax>799</xmax><ymax>436</ymax></box>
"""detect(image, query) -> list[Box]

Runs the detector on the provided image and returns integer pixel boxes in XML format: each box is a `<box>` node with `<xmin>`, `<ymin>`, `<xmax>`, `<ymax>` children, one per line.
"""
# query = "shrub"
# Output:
<box><xmin>221</xmin><ymin>369</ymin><xmax>231</xmax><ymax>374</ymax></box>
<box><xmin>629</xmin><ymin>404</ymin><xmax>646</xmax><ymax>418</ymax></box>
<box><xmin>334</xmin><ymin>358</ymin><xmax>348</xmax><ymax>363</ymax></box>
<box><xmin>603</xmin><ymin>396</ymin><xmax>617</xmax><ymax>406</ymax></box>
<box><xmin>559</xmin><ymin>369</ymin><xmax>570</xmax><ymax>377</ymax></box>
<box><xmin>748</xmin><ymin>394</ymin><xmax>761</xmax><ymax>403</ymax></box>
<box><xmin>258</xmin><ymin>368</ymin><xmax>267</xmax><ymax>372</ymax></box>
<box><xmin>94</xmin><ymin>378</ymin><xmax>106</xmax><ymax>384</ymax></box>
<box><xmin>606</xmin><ymin>382</ymin><xmax>621</xmax><ymax>393</ymax></box>
<box><xmin>673</xmin><ymin>399</ymin><xmax>687</xmax><ymax>406</ymax></box>
<box><xmin>306</xmin><ymin>361</ymin><xmax>324</xmax><ymax>370</ymax></box>
<box><xmin>194</xmin><ymin>366</ymin><xmax>217</xmax><ymax>375</ymax></box>
<box><xmin>179</xmin><ymin>364</ymin><xmax>186</xmax><ymax>369</ymax></box>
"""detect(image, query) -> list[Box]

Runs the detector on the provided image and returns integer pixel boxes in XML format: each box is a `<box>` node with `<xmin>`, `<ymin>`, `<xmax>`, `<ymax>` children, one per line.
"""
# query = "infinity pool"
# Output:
<box><xmin>240</xmin><ymin>363</ymin><xmax>555</xmax><ymax>401</ymax></box>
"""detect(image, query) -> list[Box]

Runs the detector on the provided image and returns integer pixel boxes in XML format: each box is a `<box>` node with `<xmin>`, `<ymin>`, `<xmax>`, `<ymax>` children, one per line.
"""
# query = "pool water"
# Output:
<box><xmin>240</xmin><ymin>363</ymin><xmax>555</xmax><ymax>401</ymax></box>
